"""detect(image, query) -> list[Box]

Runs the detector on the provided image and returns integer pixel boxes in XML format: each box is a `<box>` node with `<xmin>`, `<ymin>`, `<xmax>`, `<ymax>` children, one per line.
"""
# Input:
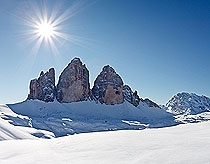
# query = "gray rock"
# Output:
<box><xmin>142</xmin><ymin>98</ymin><xmax>160</xmax><ymax>108</ymax></box>
<box><xmin>56</xmin><ymin>57</ymin><xmax>90</xmax><ymax>103</ymax></box>
<box><xmin>27</xmin><ymin>68</ymin><xmax>55</xmax><ymax>102</ymax></box>
<box><xmin>123</xmin><ymin>85</ymin><xmax>141</xmax><ymax>107</ymax></box>
<box><xmin>92</xmin><ymin>65</ymin><xmax>124</xmax><ymax>105</ymax></box>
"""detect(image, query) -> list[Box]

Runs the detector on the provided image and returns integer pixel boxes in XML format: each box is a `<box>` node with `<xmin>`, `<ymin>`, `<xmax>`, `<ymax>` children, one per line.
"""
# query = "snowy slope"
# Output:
<box><xmin>0</xmin><ymin>100</ymin><xmax>176</xmax><ymax>138</ymax></box>
<box><xmin>0</xmin><ymin>105</ymin><xmax>55</xmax><ymax>139</ymax></box>
<box><xmin>165</xmin><ymin>92</ymin><xmax>210</xmax><ymax>115</ymax></box>
<box><xmin>0</xmin><ymin>117</ymin><xmax>36</xmax><ymax>141</ymax></box>
<box><xmin>0</xmin><ymin>121</ymin><xmax>210</xmax><ymax>164</ymax></box>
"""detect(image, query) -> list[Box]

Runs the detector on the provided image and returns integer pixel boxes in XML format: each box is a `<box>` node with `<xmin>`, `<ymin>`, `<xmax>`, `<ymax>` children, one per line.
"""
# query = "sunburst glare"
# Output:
<box><xmin>36</xmin><ymin>21</ymin><xmax>54</xmax><ymax>39</ymax></box>
<box><xmin>16</xmin><ymin>0</ymin><xmax>93</xmax><ymax>55</ymax></box>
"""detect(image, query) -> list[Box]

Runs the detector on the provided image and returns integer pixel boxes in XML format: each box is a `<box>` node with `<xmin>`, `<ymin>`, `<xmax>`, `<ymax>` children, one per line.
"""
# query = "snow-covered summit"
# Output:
<box><xmin>165</xmin><ymin>92</ymin><xmax>210</xmax><ymax>115</ymax></box>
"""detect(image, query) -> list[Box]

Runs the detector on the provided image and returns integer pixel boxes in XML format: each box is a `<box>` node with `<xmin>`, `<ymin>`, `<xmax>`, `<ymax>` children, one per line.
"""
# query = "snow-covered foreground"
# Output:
<box><xmin>0</xmin><ymin>117</ymin><xmax>35</xmax><ymax>140</ymax></box>
<box><xmin>1</xmin><ymin>121</ymin><xmax>210</xmax><ymax>164</ymax></box>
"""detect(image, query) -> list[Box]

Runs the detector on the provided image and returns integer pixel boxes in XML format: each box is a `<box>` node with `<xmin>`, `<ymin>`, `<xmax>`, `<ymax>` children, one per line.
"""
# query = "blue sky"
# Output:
<box><xmin>0</xmin><ymin>0</ymin><xmax>210</xmax><ymax>105</ymax></box>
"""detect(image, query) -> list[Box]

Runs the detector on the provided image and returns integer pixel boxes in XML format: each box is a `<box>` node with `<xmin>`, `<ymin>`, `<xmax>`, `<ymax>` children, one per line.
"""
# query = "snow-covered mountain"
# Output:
<box><xmin>162</xmin><ymin>92</ymin><xmax>210</xmax><ymax>124</ymax></box>
<box><xmin>165</xmin><ymin>92</ymin><xmax>210</xmax><ymax>115</ymax></box>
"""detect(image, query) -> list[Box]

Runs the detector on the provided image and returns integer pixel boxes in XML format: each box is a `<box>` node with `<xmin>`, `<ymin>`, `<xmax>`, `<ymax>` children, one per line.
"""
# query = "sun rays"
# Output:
<box><xmin>16</xmin><ymin>0</ymin><xmax>93</xmax><ymax>55</ymax></box>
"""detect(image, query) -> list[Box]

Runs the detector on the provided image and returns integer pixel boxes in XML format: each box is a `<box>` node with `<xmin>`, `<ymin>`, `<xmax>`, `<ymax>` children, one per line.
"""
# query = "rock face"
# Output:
<box><xmin>27</xmin><ymin>68</ymin><xmax>55</xmax><ymax>102</ymax></box>
<box><xmin>56</xmin><ymin>58</ymin><xmax>90</xmax><ymax>103</ymax></box>
<box><xmin>92</xmin><ymin>65</ymin><xmax>124</xmax><ymax>105</ymax></box>
<box><xmin>166</xmin><ymin>92</ymin><xmax>210</xmax><ymax>114</ymax></box>
<box><xmin>123</xmin><ymin>85</ymin><xmax>141</xmax><ymax>107</ymax></box>
<box><xmin>142</xmin><ymin>98</ymin><xmax>160</xmax><ymax>108</ymax></box>
<box><xmin>27</xmin><ymin>57</ymin><xmax>160</xmax><ymax>108</ymax></box>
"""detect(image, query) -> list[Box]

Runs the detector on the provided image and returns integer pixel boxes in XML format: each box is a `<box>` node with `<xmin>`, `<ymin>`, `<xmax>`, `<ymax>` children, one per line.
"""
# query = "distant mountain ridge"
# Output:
<box><xmin>165</xmin><ymin>92</ymin><xmax>210</xmax><ymax>115</ymax></box>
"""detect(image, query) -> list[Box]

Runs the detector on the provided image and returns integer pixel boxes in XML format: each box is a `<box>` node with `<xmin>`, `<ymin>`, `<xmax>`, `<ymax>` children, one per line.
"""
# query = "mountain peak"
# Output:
<box><xmin>123</xmin><ymin>85</ymin><xmax>141</xmax><ymax>107</ymax></box>
<box><xmin>102</xmin><ymin>65</ymin><xmax>116</xmax><ymax>73</ymax></box>
<box><xmin>27</xmin><ymin>68</ymin><xmax>55</xmax><ymax>102</ymax></box>
<box><xmin>92</xmin><ymin>65</ymin><xmax>124</xmax><ymax>105</ymax></box>
<box><xmin>56</xmin><ymin>58</ymin><xmax>90</xmax><ymax>103</ymax></box>
<box><xmin>166</xmin><ymin>92</ymin><xmax>210</xmax><ymax>114</ymax></box>
<box><xmin>26</xmin><ymin>57</ymin><xmax>158</xmax><ymax>108</ymax></box>
<box><xmin>71</xmin><ymin>57</ymin><xmax>82</xmax><ymax>63</ymax></box>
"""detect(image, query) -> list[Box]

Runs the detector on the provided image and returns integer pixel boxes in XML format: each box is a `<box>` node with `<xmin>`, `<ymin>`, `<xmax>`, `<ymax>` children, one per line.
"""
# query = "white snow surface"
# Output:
<box><xmin>0</xmin><ymin>121</ymin><xmax>210</xmax><ymax>164</ymax></box>
<box><xmin>0</xmin><ymin>117</ymin><xmax>35</xmax><ymax>140</ymax></box>
<box><xmin>0</xmin><ymin>104</ymin><xmax>55</xmax><ymax>139</ymax></box>
<box><xmin>0</xmin><ymin>100</ymin><xmax>176</xmax><ymax>138</ymax></box>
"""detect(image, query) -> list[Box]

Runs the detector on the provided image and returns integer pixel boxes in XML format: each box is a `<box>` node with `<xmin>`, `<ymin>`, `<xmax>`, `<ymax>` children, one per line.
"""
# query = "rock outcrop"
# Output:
<box><xmin>27</xmin><ymin>57</ymin><xmax>160</xmax><ymax>108</ymax></box>
<box><xmin>123</xmin><ymin>85</ymin><xmax>141</xmax><ymax>107</ymax></box>
<box><xmin>27</xmin><ymin>68</ymin><xmax>55</xmax><ymax>102</ymax></box>
<box><xmin>142</xmin><ymin>98</ymin><xmax>160</xmax><ymax>108</ymax></box>
<box><xmin>92</xmin><ymin>65</ymin><xmax>124</xmax><ymax>105</ymax></box>
<box><xmin>56</xmin><ymin>58</ymin><xmax>90</xmax><ymax>103</ymax></box>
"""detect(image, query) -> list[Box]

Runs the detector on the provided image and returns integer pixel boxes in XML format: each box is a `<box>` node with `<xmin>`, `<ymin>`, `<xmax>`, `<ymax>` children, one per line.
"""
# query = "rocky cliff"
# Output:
<box><xmin>92</xmin><ymin>65</ymin><xmax>124</xmax><ymax>105</ymax></box>
<box><xmin>27</xmin><ymin>57</ymin><xmax>159</xmax><ymax>108</ymax></box>
<box><xmin>123</xmin><ymin>85</ymin><xmax>141</xmax><ymax>107</ymax></box>
<box><xmin>27</xmin><ymin>68</ymin><xmax>55</xmax><ymax>102</ymax></box>
<box><xmin>56</xmin><ymin>58</ymin><xmax>90</xmax><ymax>103</ymax></box>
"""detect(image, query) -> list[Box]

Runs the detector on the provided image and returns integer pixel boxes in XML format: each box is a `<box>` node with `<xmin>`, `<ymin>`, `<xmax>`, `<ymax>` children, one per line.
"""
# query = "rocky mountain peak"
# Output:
<box><xmin>26</xmin><ymin>57</ymin><xmax>160</xmax><ymax>108</ymax></box>
<box><xmin>166</xmin><ymin>92</ymin><xmax>210</xmax><ymax>114</ymax></box>
<box><xmin>123</xmin><ymin>85</ymin><xmax>141</xmax><ymax>107</ymax></box>
<box><xmin>142</xmin><ymin>98</ymin><xmax>160</xmax><ymax>108</ymax></box>
<box><xmin>27</xmin><ymin>68</ymin><xmax>55</xmax><ymax>102</ymax></box>
<box><xmin>92</xmin><ymin>65</ymin><xmax>124</xmax><ymax>105</ymax></box>
<box><xmin>70</xmin><ymin>57</ymin><xmax>82</xmax><ymax>64</ymax></box>
<box><xmin>102</xmin><ymin>65</ymin><xmax>116</xmax><ymax>73</ymax></box>
<box><xmin>56</xmin><ymin>57</ymin><xmax>90</xmax><ymax>103</ymax></box>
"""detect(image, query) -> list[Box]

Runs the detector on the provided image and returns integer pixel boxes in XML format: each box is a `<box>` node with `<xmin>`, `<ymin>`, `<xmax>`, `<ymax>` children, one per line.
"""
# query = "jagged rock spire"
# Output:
<box><xmin>92</xmin><ymin>65</ymin><xmax>124</xmax><ymax>105</ymax></box>
<box><xmin>26</xmin><ymin>57</ymin><xmax>158</xmax><ymax>108</ymax></box>
<box><xmin>123</xmin><ymin>85</ymin><xmax>141</xmax><ymax>107</ymax></box>
<box><xmin>27</xmin><ymin>68</ymin><xmax>55</xmax><ymax>102</ymax></box>
<box><xmin>56</xmin><ymin>57</ymin><xmax>90</xmax><ymax>103</ymax></box>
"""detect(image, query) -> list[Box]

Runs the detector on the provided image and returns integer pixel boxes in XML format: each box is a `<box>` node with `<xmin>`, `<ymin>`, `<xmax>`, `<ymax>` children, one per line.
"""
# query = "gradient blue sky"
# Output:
<box><xmin>0</xmin><ymin>0</ymin><xmax>210</xmax><ymax>105</ymax></box>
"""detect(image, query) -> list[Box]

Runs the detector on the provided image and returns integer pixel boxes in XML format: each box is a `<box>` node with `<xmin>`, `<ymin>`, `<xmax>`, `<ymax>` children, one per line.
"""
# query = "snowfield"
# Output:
<box><xmin>1</xmin><ymin>99</ymin><xmax>210</xmax><ymax>163</ymax></box>
<box><xmin>0</xmin><ymin>121</ymin><xmax>210</xmax><ymax>164</ymax></box>
<box><xmin>0</xmin><ymin>100</ymin><xmax>176</xmax><ymax>138</ymax></box>
<box><xmin>0</xmin><ymin>117</ymin><xmax>35</xmax><ymax>140</ymax></box>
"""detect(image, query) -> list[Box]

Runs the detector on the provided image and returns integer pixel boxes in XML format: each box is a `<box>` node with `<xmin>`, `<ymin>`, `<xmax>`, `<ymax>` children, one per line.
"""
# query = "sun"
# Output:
<box><xmin>18</xmin><ymin>0</ymin><xmax>91</xmax><ymax>55</ymax></box>
<box><xmin>17</xmin><ymin>1</ymin><xmax>71</xmax><ymax>55</ymax></box>
<box><xmin>36</xmin><ymin>21</ymin><xmax>55</xmax><ymax>39</ymax></box>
